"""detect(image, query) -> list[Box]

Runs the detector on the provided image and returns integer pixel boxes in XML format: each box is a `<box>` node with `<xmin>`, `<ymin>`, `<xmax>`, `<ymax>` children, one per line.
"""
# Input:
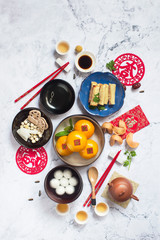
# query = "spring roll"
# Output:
<box><xmin>89</xmin><ymin>81</ymin><xmax>97</xmax><ymax>103</ymax></box>
<box><xmin>99</xmin><ymin>84</ymin><xmax>106</xmax><ymax>105</ymax></box>
<box><xmin>104</xmin><ymin>84</ymin><xmax>109</xmax><ymax>105</ymax></box>
<box><xmin>109</xmin><ymin>84</ymin><xmax>116</xmax><ymax>105</ymax></box>
<box><xmin>90</xmin><ymin>84</ymin><xmax>100</xmax><ymax>106</ymax></box>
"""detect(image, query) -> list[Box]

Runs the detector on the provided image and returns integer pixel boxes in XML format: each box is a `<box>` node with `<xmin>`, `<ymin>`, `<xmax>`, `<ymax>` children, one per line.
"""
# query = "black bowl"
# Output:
<box><xmin>12</xmin><ymin>107</ymin><xmax>53</xmax><ymax>149</ymax></box>
<box><xmin>44</xmin><ymin>165</ymin><xmax>83</xmax><ymax>204</ymax></box>
<box><xmin>40</xmin><ymin>79</ymin><xmax>75</xmax><ymax>114</ymax></box>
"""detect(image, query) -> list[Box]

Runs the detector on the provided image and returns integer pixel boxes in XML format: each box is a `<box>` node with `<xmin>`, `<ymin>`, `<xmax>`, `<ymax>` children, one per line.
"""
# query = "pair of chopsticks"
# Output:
<box><xmin>14</xmin><ymin>62</ymin><xmax>69</xmax><ymax>110</ymax></box>
<box><xmin>83</xmin><ymin>150</ymin><xmax>121</xmax><ymax>207</ymax></box>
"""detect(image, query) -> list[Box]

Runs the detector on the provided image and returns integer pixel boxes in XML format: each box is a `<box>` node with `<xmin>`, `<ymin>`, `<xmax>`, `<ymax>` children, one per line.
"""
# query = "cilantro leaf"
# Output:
<box><xmin>106</xmin><ymin>60</ymin><xmax>116</xmax><ymax>71</ymax></box>
<box><xmin>98</xmin><ymin>105</ymin><xmax>105</xmax><ymax>110</ymax></box>
<box><xmin>123</xmin><ymin>150</ymin><xmax>136</xmax><ymax>170</ymax></box>
<box><xmin>130</xmin><ymin>151</ymin><xmax>136</xmax><ymax>157</ymax></box>
<box><xmin>89</xmin><ymin>105</ymin><xmax>96</xmax><ymax>109</ymax></box>
<box><xmin>123</xmin><ymin>161</ymin><xmax>130</xmax><ymax>167</ymax></box>
<box><xmin>93</xmin><ymin>93</ymin><xmax>100</xmax><ymax>103</ymax></box>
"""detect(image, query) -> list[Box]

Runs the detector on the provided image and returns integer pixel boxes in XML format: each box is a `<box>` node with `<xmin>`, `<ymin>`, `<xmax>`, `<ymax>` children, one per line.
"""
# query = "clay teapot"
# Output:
<box><xmin>108</xmin><ymin>177</ymin><xmax>139</xmax><ymax>202</ymax></box>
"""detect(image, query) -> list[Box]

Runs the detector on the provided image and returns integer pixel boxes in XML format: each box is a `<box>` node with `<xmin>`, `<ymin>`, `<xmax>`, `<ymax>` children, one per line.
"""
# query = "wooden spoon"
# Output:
<box><xmin>88</xmin><ymin>167</ymin><xmax>98</xmax><ymax>208</ymax></box>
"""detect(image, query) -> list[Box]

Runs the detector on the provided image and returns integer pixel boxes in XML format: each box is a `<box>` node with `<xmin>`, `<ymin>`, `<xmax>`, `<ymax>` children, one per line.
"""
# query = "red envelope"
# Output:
<box><xmin>110</xmin><ymin>105</ymin><xmax>150</xmax><ymax>139</ymax></box>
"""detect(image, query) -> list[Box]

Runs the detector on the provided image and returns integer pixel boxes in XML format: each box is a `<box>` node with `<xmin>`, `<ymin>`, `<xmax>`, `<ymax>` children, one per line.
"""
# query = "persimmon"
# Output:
<box><xmin>66</xmin><ymin>131</ymin><xmax>87</xmax><ymax>152</ymax></box>
<box><xmin>56</xmin><ymin>136</ymin><xmax>73</xmax><ymax>156</ymax></box>
<box><xmin>74</xmin><ymin>119</ymin><xmax>95</xmax><ymax>139</ymax></box>
<box><xmin>79</xmin><ymin>139</ymin><xmax>98</xmax><ymax>159</ymax></box>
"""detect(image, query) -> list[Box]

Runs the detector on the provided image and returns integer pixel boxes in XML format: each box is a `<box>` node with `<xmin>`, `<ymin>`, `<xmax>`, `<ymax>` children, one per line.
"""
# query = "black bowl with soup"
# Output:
<box><xmin>40</xmin><ymin>79</ymin><xmax>75</xmax><ymax>114</ymax></box>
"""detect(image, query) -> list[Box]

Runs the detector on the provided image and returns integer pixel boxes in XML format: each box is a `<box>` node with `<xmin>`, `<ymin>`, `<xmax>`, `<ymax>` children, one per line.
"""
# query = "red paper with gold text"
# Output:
<box><xmin>110</xmin><ymin>105</ymin><xmax>150</xmax><ymax>139</ymax></box>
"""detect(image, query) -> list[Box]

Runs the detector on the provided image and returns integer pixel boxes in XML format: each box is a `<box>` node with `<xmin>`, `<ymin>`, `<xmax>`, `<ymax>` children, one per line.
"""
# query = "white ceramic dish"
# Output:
<box><xmin>94</xmin><ymin>202</ymin><xmax>109</xmax><ymax>217</ymax></box>
<box><xmin>75</xmin><ymin>210</ymin><xmax>88</xmax><ymax>225</ymax></box>
<box><xmin>75</xmin><ymin>51</ymin><xmax>96</xmax><ymax>73</ymax></box>
<box><xmin>56</xmin><ymin>40</ymin><xmax>70</xmax><ymax>55</ymax></box>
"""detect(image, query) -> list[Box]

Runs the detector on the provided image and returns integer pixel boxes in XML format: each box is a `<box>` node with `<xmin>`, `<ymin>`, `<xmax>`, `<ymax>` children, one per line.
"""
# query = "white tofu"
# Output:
<box><xmin>108</xmin><ymin>151</ymin><xmax>125</xmax><ymax>164</ymax></box>
<box><xmin>17</xmin><ymin>128</ymin><xmax>31</xmax><ymax>141</ymax></box>
<box><xmin>17</xmin><ymin>128</ymin><xmax>39</xmax><ymax>141</ymax></box>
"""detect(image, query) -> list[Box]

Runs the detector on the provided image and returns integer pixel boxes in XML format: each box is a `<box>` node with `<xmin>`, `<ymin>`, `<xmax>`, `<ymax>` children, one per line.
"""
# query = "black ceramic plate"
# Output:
<box><xmin>44</xmin><ymin>165</ymin><xmax>83</xmax><ymax>204</ymax></box>
<box><xmin>40</xmin><ymin>79</ymin><xmax>75</xmax><ymax>114</ymax></box>
<box><xmin>12</xmin><ymin>107</ymin><xmax>53</xmax><ymax>149</ymax></box>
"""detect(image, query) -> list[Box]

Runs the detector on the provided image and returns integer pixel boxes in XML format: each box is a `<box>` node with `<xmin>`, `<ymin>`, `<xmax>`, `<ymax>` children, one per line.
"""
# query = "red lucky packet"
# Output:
<box><xmin>110</xmin><ymin>105</ymin><xmax>150</xmax><ymax>139</ymax></box>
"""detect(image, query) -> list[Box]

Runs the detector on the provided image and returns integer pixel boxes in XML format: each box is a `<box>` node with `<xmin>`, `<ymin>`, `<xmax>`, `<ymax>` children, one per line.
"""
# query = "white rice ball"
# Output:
<box><xmin>63</xmin><ymin>169</ymin><xmax>72</xmax><ymax>179</ymax></box>
<box><xmin>49</xmin><ymin>178</ymin><xmax>60</xmax><ymax>189</ymax></box>
<box><xmin>69</xmin><ymin>177</ymin><xmax>78</xmax><ymax>186</ymax></box>
<box><xmin>54</xmin><ymin>170</ymin><xmax>63</xmax><ymax>180</ymax></box>
<box><xmin>60</xmin><ymin>177</ymin><xmax>69</xmax><ymax>187</ymax></box>
<box><xmin>56</xmin><ymin>186</ymin><xmax>65</xmax><ymax>195</ymax></box>
<box><xmin>65</xmin><ymin>185</ymin><xmax>75</xmax><ymax>195</ymax></box>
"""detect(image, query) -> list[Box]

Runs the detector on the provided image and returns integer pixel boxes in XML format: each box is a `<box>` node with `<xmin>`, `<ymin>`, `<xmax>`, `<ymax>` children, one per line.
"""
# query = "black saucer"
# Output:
<box><xmin>40</xmin><ymin>79</ymin><xmax>75</xmax><ymax>114</ymax></box>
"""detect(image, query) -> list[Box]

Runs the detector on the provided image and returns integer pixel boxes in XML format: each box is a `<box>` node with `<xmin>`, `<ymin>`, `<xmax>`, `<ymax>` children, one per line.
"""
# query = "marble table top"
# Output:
<box><xmin>0</xmin><ymin>0</ymin><xmax>160</xmax><ymax>239</ymax></box>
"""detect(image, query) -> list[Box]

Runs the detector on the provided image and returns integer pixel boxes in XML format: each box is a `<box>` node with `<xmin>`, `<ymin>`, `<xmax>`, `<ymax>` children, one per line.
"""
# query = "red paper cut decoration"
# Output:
<box><xmin>112</xmin><ymin>53</ymin><xmax>145</xmax><ymax>86</ymax></box>
<box><xmin>16</xmin><ymin>146</ymin><xmax>48</xmax><ymax>174</ymax></box>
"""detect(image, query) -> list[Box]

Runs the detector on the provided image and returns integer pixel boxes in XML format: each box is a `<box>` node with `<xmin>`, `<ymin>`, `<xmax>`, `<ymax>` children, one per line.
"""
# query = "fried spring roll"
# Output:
<box><xmin>89</xmin><ymin>81</ymin><xmax>97</xmax><ymax>103</ymax></box>
<box><xmin>109</xmin><ymin>84</ymin><xmax>116</xmax><ymax>105</ymax></box>
<box><xmin>90</xmin><ymin>84</ymin><xmax>100</xmax><ymax>106</ymax></box>
<box><xmin>104</xmin><ymin>84</ymin><xmax>109</xmax><ymax>105</ymax></box>
<box><xmin>99</xmin><ymin>84</ymin><xmax>106</xmax><ymax>105</ymax></box>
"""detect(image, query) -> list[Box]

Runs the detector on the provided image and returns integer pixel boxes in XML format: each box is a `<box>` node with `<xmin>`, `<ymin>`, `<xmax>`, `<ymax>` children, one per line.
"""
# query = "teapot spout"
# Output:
<box><xmin>131</xmin><ymin>194</ymin><xmax>139</xmax><ymax>201</ymax></box>
<box><xmin>108</xmin><ymin>182</ymin><xmax>113</xmax><ymax>187</ymax></box>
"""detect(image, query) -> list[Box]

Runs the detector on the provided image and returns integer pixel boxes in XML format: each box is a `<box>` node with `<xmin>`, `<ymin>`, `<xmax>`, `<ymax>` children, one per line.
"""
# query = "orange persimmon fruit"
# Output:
<box><xmin>74</xmin><ymin>119</ymin><xmax>95</xmax><ymax>139</ymax></box>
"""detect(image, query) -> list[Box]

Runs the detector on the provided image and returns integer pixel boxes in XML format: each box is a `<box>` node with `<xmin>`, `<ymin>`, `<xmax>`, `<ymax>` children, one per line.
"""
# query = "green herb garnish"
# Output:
<box><xmin>106</xmin><ymin>60</ymin><xmax>116</xmax><ymax>71</ymax></box>
<box><xmin>89</xmin><ymin>105</ymin><xmax>97</xmax><ymax>110</ymax></box>
<box><xmin>55</xmin><ymin>130</ymin><xmax>70</xmax><ymax>137</ymax></box>
<box><xmin>55</xmin><ymin>118</ymin><xmax>74</xmax><ymax>138</ymax></box>
<box><xmin>97</xmin><ymin>105</ymin><xmax>105</xmax><ymax>110</ymax></box>
<box><xmin>123</xmin><ymin>150</ymin><xmax>136</xmax><ymax>170</ymax></box>
<box><xmin>93</xmin><ymin>93</ymin><xmax>100</xmax><ymax>103</ymax></box>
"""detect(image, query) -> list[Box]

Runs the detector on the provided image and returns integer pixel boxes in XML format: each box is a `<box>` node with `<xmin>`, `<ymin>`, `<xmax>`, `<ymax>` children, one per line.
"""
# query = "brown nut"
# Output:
<box><xmin>110</xmin><ymin>134</ymin><xmax>123</xmax><ymax>146</ymax></box>
<box><xmin>75</xmin><ymin>45</ymin><xmax>83</xmax><ymax>53</ymax></box>
<box><xmin>101</xmin><ymin>122</ymin><xmax>113</xmax><ymax>134</ymax></box>
<box><xmin>126</xmin><ymin>132</ymin><xmax>139</xmax><ymax>148</ymax></box>
<box><xmin>132</xmin><ymin>82</ymin><xmax>141</xmax><ymax>89</ymax></box>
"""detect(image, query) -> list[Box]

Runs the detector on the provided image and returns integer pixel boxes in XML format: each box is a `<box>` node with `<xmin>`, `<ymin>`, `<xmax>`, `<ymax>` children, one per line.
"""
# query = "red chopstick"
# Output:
<box><xmin>14</xmin><ymin>62</ymin><xmax>69</xmax><ymax>103</ymax></box>
<box><xmin>20</xmin><ymin>62</ymin><xmax>69</xmax><ymax>110</ymax></box>
<box><xmin>83</xmin><ymin>150</ymin><xmax>121</xmax><ymax>207</ymax></box>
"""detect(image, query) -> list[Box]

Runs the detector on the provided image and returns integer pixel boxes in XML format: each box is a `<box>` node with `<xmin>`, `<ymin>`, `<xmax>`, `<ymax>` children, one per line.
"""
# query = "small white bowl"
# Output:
<box><xmin>75</xmin><ymin>210</ymin><xmax>88</xmax><ymax>225</ymax></box>
<box><xmin>56</xmin><ymin>41</ymin><xmax>70</xmax><ymax>55</ymax></box>
<box><xmin>55</xmin><ymin>203</ymin><xmax>70</xmax><ymax>216</ymax></box>
<box><xmin>75</xmin><ymin>51</ymin><xmax>96</xmax><ymax>73</ymax></box>
<box><xmin>94</xmin><ymin>202</ymin><xmax>109</xmax><ymax>217</ymax></box>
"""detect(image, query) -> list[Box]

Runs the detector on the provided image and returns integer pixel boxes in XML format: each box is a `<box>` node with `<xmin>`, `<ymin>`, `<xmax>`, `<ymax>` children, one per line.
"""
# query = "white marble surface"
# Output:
<box><xmin>0</xmin><ymin>0</ymin><xmax>160</xmax><ymax>239</ymax></box>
